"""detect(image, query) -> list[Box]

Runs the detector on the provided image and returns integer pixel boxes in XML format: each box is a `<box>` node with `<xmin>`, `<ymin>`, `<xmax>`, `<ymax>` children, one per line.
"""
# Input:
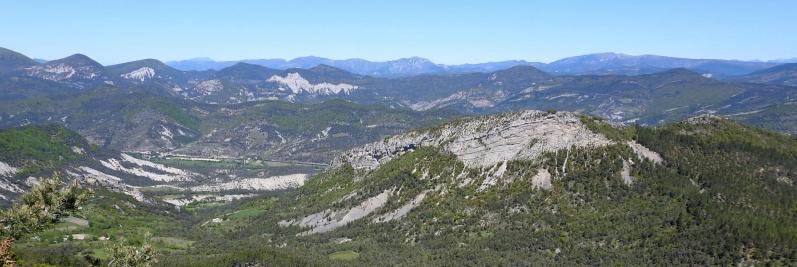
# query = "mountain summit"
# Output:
<box><xmin>24</xmin><ymin>53</ymin><xmax>105</xmax><ymax>85</ymax></box>
<box><xmin>0</xmin><ymin>47</ymin><xmax>36</xmax><ymax>73</ymax></box>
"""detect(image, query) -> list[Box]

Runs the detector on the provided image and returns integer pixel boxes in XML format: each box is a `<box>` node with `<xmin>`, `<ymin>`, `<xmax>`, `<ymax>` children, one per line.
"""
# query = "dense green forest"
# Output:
<box><xmin>0</xmin><ymin>124</ymin><xmax>92</xmax><ymax>175</ymax></box>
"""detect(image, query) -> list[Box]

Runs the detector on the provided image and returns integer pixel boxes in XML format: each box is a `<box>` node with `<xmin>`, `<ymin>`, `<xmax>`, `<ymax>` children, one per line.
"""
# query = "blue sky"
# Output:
<box><xmin>1</xmin><ymin>0</ymin><xmax>795</xmax><ymax>64</ymax></box>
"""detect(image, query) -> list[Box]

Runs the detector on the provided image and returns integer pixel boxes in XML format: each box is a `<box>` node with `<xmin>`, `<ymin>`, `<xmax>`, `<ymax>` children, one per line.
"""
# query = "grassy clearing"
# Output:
<box><xmin>223</xmin><ymin>197</ymin><xmax>279</xmax><ymax>220</ymax></box>
<box><xmin>184</xmin><ymin>200</ymin><xmax>227</xmax><ymax>212</ymax></box>
<box><xmin>328</xmin><ymin>250</ymin><xmax>360</xmax><ymax>261</ymax></box>
<box><xmin>226</xmin><ymin>208</ymin><xmax>266</xmax><ymax>220</ymax></box>
<box><xmin>152</xmin><ymin>236</ymin><xmax>194</xmax><ymax>250</ymax></box>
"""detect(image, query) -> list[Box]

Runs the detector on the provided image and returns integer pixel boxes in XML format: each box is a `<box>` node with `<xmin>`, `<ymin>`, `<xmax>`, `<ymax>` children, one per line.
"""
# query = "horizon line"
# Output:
<box><xmin>6</xmin><ymin>46</ymin><xmax>794</xmax><ymax>66</ymax></box>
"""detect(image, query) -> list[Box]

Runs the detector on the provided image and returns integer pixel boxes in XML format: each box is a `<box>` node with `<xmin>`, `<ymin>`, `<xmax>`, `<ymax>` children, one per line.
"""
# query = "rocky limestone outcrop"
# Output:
<box><xmin>282</xmin><ymin>188</ymin><xmax>394</xmax><ymax>235</ymax></box>
<box><xmin>626</xmin><ymin>141</ymin><xmax>663</xmax><ymax>164</ymax></box>
<box><xmin>685</xmin><ymin>114</ymin><xmax>724</xmax><ymax>124</ymax></box>
<box><xmin>332</xmin><ymin>110</ymin><xmax>614</xmax><ymax>169</ymax></box>
<box><xmin>190</xmin><ymin>174</ymin><xmax>308</xmax><ymax>192</ymax></box>
<box><xmin>285</xmin><ymin>110</ymin><xmax>667</xmax><ymax>235</ymax></box>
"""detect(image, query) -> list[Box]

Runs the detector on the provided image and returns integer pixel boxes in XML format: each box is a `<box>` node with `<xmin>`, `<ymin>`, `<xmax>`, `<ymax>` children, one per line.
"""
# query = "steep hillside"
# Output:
<box><xmin>0</xmin><ymin>124</ymin><xmax>322</xmax><ymax>209</ymax></box>
<box><xmin>24</xmin><ymin>54</ymin><xmax>107</xmax><ymax>88</ymax></box>
<box><xmin>202</xmin><ymin>111</ymin><xmax>796</xmax><ymax>265</ymax></box>
<box><xmin>0</xmin><ymin>124</ymin><xmax>148</xmax><ymax>204</ymax></box>
<box><xmin>0</xmin><ymin>86</ymin><xmax>202</xmax><ymax>151</ymax></box>
<box><xmin>0</xmin><ymin>124</ymin><xmax>90</xmax><ymax>176</ymax></box>
<box><xmin>0</xmin><ymin>47</ymin><xmax>36</xmax><ymax>74</ymax></box>
<box><xmin>0</xmin><ymin>75</ymin><xmax>78</xmax><ymax>101</ymax></box>
<box><xmin>106</xmin><ymin>59</ymin><xmax>191</xmax><ymax>86</ymax></box>
<box><xmin>738</xmin><ymin>63</ymin><xmax>797</xmax><ymax>86</ymax></box>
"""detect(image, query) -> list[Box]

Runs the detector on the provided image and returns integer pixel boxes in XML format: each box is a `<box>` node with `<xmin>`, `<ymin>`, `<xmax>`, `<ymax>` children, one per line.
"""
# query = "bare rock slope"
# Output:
<box><xmin>332</xmin><ymin>110</ymin><xmax>615</xmax><ymax>169</ymax></box>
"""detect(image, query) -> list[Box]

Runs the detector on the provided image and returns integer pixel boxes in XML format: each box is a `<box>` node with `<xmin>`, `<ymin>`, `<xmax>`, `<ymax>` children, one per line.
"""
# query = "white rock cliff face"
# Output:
<box><xmin>372</xmin><ymin>190</ymin><xmax>429</xmax><ymax>223</ymax></box>
<box><xmin>190</xmin><ymin>174</ymin><xmax>308</xmax><ymax>192</ymax></box>
<box><xmin>0</xmin><ymin>161</ymin><xmax>18</xmax><ymax>177</ymax></box>
<box><xmin>121</xmin><ymin>67</ymin><xmax>155</xmax><ymax>81</ymax></box>
<box><xmin>26</xmin><ymin>64</ymin><xmax>100</xmax><ymax>81</ymax></box>
<box><xmin>530</xmin><ymin>168</ymin><xmax>553</xmax><ymax>190</ymax></box>
<box><xmin>267</xmin><ymin>73</ymin><xmax>358</xmax><ymax>94</ymax></box>
<box><xmin>285</xmin><ymin>188</ymin><xmax>394</xmax><ymax>235</ymax></box>
<box><xmin>69</xmin><ymin>167</ymin><xmax>145</xmax><ymax>201</ymax></box>
<box><xmin>100</xmin><ymin>154</ymin><xmax>193</xmax><ymax>182</ymax></box>
<box><xmin>332</xmin><ymin>110</ymin><xmax>614</xmax><ymax>169</ymax></box>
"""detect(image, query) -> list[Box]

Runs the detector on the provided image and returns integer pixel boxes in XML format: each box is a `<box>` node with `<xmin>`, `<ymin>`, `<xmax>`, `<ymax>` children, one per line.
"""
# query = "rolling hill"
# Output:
<box><xmin>737</xmin><ymin>63</ymin><xmax>797</xmax><ymax>86</ymax></box>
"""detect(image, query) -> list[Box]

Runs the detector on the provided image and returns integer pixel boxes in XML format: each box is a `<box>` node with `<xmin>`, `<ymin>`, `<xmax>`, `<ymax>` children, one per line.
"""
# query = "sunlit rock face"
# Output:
<box><xmin>332</xmin><ymin>110</ymin><xmax>613</xmax><ymax>170</ymax></box>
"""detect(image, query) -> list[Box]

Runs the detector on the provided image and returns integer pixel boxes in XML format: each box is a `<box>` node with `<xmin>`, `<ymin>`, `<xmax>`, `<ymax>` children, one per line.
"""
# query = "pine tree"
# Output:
<box><xmin>0</xmin><ymin>174</ymin><xmax>91</xmax><ymax>266</ymax></box>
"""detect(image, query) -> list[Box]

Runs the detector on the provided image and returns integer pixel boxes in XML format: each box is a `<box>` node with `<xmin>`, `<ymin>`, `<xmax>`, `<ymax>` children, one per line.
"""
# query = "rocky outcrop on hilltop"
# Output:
<box><xmin>685</xmin><ymin>114</ymin><xmax>725</xmax><ymax>124</ymax></box>
<box><xmin>332</xmin><ymin>110</ymin><xmax>614</xmax><ymax>169</ymax></box>
<box><xmin>285</xmin><ymin>110</ymin><xmax>665</xmax><ymax>234</ymax></box>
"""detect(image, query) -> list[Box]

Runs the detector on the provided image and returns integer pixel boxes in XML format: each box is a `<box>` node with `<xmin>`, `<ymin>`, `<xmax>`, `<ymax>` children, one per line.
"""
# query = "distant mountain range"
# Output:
<box><xmin>165</xmin><ymin>52</ymin><xmax>797</xmax><ymax>77</ymax></box>
<box><xmin>539</xmin><ymin>53</ymin><xmax>785</xmax><ymax>77</ymax></box>
<box><xmin>167</xmin><ymin>56</ymin><xmax>543</xmax><ymax>77</ymax></box>
<box><xmin>2</xmin><ymin>46</ymin><xmax>796</xmax><ymax>140</ymax></box>
<box><xmin>23</xmin><ymin>47</ymin><xmax>797</xmax><ymax>78</ymax></box>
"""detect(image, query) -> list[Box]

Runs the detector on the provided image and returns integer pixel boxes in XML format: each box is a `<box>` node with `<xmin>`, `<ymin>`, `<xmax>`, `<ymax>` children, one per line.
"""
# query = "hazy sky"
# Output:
<box><xmin>1</xmin><ymin>0</ymin><xmax>796</xmax><ymax>65</ymax></box>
